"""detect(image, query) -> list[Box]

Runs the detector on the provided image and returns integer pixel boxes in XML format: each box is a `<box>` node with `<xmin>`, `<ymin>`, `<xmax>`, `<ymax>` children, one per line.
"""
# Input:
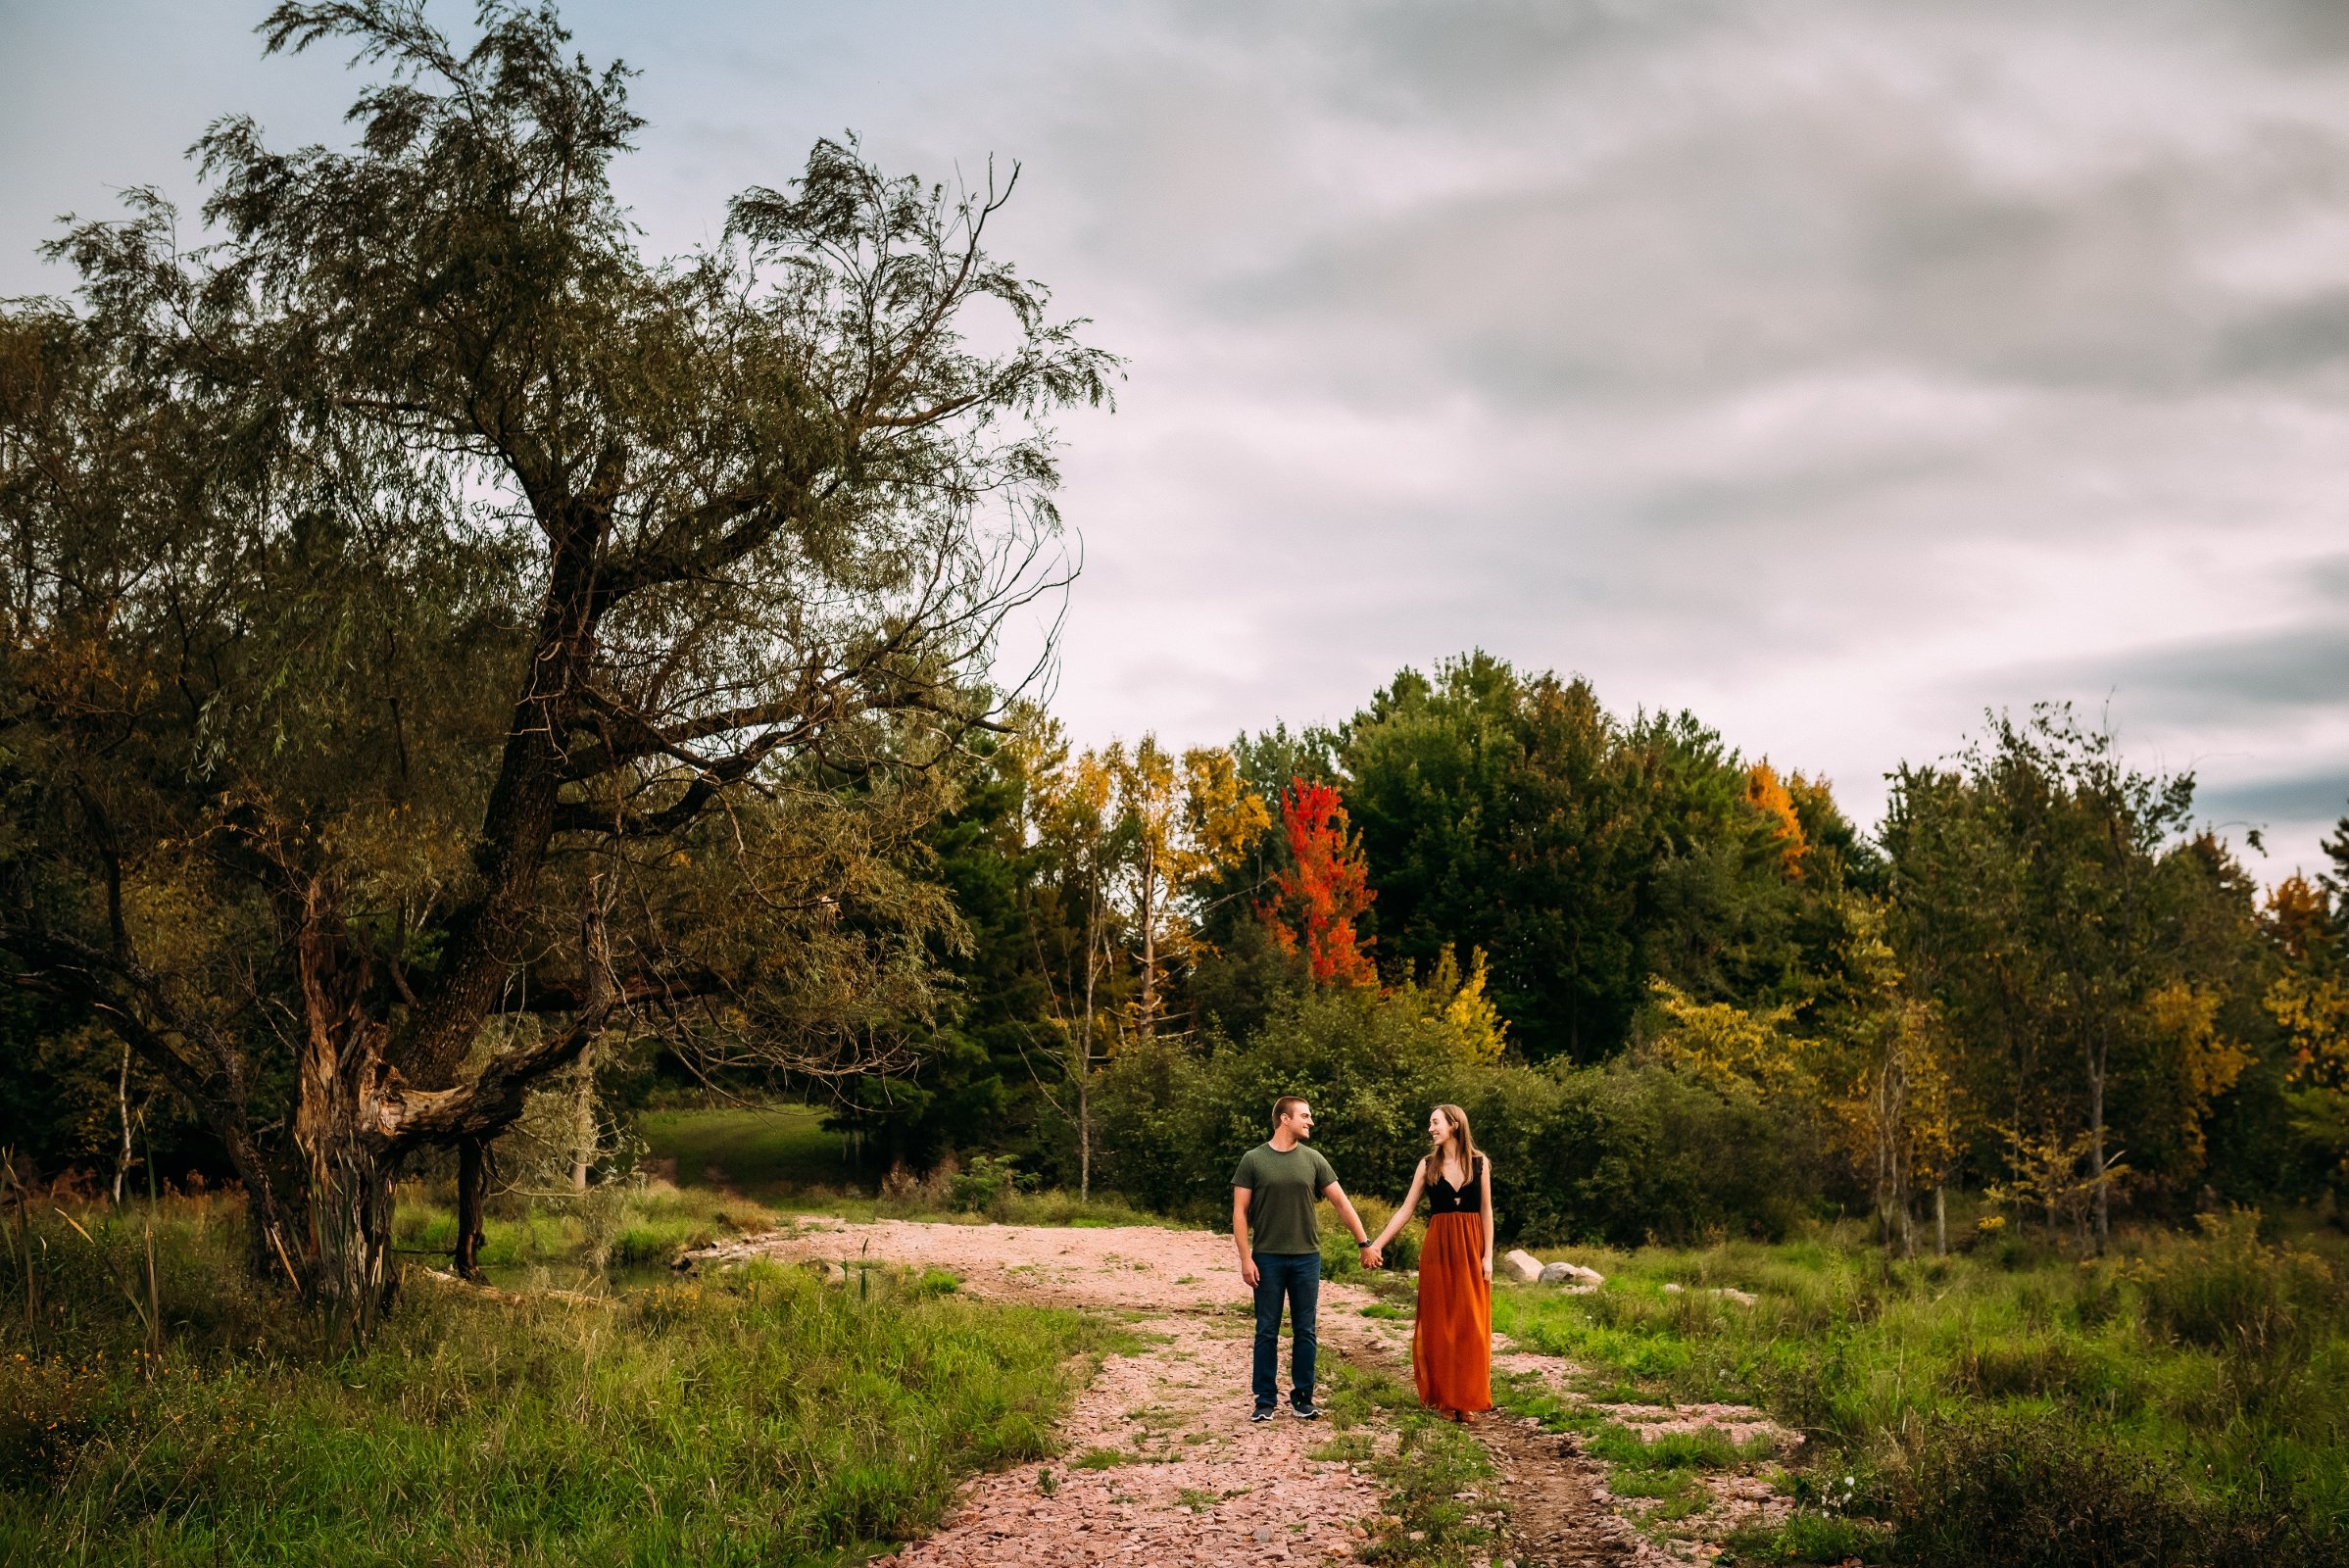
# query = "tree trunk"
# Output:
<box><xmin>2087</xmin><ymin>1041</ymin><xmax>2110</xmax><ymax>1255</ymax></box>
<box><xmin>570</xmin><ymin>875</ymin><xmax>610</xmax><ymax>1192</ymax></box>
<box><xmin>454</xmin><ymin>1137</ymin><xmax>489</xmax><ymax>1281</ymax></box>
<box><xmin>1079</xmin><ymin>881</ymin><xmax>1101</xmax><ymax>1200</ymax></box>
<box><xmin>569</xmin><ymin>1048</ymin><xmax>596</xmax><ymax>1192</ymax></box>
<box><xmin>293</xmin><ymin>935</ymin><xmax>400</xmax><ymax>1333</ymax></box>
<box><xmin>1137</xmin><ymin>844</ymin><xmax>1156</xmax><ymax>1040</ymax></box>
<box><xmin>113</xmin><ymin>1041</ymin><xmax>132</xmax><ymax>1205</ymax></box>
<box><xmin>1077</xmin><ymin>1068</ymin><xmax>1091</xmax><ymax>1203</ymax></box>
<box><xmin>299</xmin><ymin>1108</ymin><xmax>395</xmax><ymax>1340</ymax></box>
<box><xmin>1933</xmin><ymin>1182</ymin><xmax>1947</xmax><ymax>1257</ymax></box>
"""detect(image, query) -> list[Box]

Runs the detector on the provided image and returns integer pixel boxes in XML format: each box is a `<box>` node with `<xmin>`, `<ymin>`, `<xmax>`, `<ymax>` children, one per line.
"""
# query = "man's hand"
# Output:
<box><xmin>1240</xmin><ymin>1254</ymin><xmax>1260</xmax><ymax>1288</ymax></box>
<box><xmin>1360</xmin><ymin>1246</ymin><xmax>1383</xmax><ymax>1270</ymax></box>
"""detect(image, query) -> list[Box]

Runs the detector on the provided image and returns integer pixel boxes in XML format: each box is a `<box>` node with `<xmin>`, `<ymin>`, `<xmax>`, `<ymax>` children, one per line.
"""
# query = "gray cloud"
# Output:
<box><xmin>8</xmin><ymin>0</ymin><xmax>2349</xmax><ymax>879</ymax></box>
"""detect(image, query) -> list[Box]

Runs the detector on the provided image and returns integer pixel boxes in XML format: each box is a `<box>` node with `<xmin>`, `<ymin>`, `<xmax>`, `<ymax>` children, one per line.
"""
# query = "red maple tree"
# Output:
<box><xmin>1260</xmin><ymin>778</ymin><xmax>1378</xmax><ymax>988</ymax></box>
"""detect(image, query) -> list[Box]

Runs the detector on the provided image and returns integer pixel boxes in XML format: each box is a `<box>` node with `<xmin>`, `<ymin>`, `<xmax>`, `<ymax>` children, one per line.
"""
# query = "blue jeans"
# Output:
<box><xmin>1251</xmin><ymin>1251</ymin><xmax>1320</xmax><ymax>1408</ymax></box>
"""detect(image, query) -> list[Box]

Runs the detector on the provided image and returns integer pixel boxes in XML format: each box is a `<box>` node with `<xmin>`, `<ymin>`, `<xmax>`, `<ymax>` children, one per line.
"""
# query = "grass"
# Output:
<box><xmin>638</xmin><ymin>1104</ymin><xmax>858</xmax><ymax>1197</ymax></box>
<box><xmin>391</xmin><ymin>1175</ymin><xmax>761</xmax><ymax>1285</ymax></box>
<box><xmin>0</xmin><ymin>1191</ymin><xmax>1118</xmax><ymax>1566</ymax></box>
<box><xmin>638</xmin><ymin>1104</ymin><xmax>1167</xmax><ymax>1228</ymax></box>
<box><xmin>1317</xmin><ymin>1357</ymin><xmax>1500</xmax><ymax>1567</ymax></box>
<box><xmin>1490</xmin><ymin>1210</ymin><xmax>2349</xmax><ymax>1567</ymax></box>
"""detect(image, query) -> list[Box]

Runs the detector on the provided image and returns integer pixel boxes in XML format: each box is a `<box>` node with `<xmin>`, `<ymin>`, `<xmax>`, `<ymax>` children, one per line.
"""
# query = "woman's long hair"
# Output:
<box><xmin>1428</xmin><ymin>1102</ymin><xmax>1479</xmax><ymax>1181</ymax></box>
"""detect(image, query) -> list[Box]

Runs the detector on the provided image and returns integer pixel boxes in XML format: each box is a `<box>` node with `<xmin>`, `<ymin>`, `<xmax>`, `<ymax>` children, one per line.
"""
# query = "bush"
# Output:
<box><xmin>1884</xmin><ymin>1410</ymin><xmax>2322</xmax><ymax>1568</ymax></box>
<box><xmin>2128</xmin><ymin>1208</ymin><xmax>2336</xmax><ymax>1358</ymax></box>
<box><xmin>1096</xmin><ymin>989</ymin><xmax>1826</xmax><ymax>1248</ymax></box>
<box><xmin>1095</xmin><ymin>986</ymin><xmax>1471</xmax><ymax>1217</ymax></box>
<box><xmin>1470</xmin><ymin>1059</ymin><xmax>1821</xmax><ymax>1247</ymax></box>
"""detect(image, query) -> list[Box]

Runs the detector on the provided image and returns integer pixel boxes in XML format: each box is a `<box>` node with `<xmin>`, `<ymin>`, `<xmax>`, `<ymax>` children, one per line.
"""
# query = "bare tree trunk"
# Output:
<box><xmin>1079</xmin><ymin>879</ymin><xmax>1101</xmax><ymax>1201</ymax></box>
<box><xmin>113</xmin><ymin>1041</ymin><xmax>132</xmax><ymax>1205</ymax></box>
<box><xmin>2087</xmin><ymin>1037</ymin><xmax>2110</xmax><ymax>1255</ymax></box>
<box><xmin>1136</xmin><ymin>844</ymin><xmax>1156</xmax><ymax>1040</ymax></box>
<box><xmin>569</xmin><ymin>1052</ymin><xmax>596</xmax><ymax>1192</ymax></box>
<box><xmin>1933</xmin><ymin>1182</ymin><xmax>1947</xmax><ymax>1257</ymax></box>
<box><xmin>570</xmin><ymin>875</ymin><xmax>610</xmax><ymax>1192</ymax></box>
<box><xmin>454</xmin><ymin>1137</ymin><xmax>489</xmax><ymax>1281</ymax></box>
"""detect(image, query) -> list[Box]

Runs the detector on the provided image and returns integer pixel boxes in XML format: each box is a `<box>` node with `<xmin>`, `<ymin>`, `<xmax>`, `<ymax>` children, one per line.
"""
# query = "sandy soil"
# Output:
<box><xmin>688</xmin><ymin>1217</ymin><xmax>1788</xmax><ymax>1565</ymax></box>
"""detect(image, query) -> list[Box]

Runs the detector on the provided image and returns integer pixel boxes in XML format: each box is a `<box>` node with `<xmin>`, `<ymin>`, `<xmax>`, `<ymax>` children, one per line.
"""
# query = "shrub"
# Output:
<box><xmin>1884</xmin><ymin>1410</ymin><xmax>2322</xmax><ymax>1568</ymax></box>
<box><xmin>1473</xmin><ymin>1059</ymin><xmax>1822</xmax><ymax>1246</ymax></box>
<box><xmin>2127</xmin><ymin>1208</ymin><xmax>2336</xmax><ymax>1358</ymax></box>
<box><xmin>1097</xmin><ymin>991</ymin><xmax>1826</xmax><ymax>1247</ymax></box>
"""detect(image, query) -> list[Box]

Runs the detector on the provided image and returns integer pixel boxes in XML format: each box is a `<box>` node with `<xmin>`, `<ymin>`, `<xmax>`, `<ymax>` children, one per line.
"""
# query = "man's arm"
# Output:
<box><xmin>1320</xmin><ymin>1181</ymin><xmax>1375</xmax><ymax>1259</ymax></box>
<box><xmin>1233</xmin><ymin>1186</ymin><xmax>1259</xmax><ymax>1287</ymax></box>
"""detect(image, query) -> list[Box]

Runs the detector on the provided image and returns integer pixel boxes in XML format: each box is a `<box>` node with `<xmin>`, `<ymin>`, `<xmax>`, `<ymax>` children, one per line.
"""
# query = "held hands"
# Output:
<box><xmin>1359</xmin><ymin>1244</ymin><xmax>1385</xmax><ymax>1270</ymax></box>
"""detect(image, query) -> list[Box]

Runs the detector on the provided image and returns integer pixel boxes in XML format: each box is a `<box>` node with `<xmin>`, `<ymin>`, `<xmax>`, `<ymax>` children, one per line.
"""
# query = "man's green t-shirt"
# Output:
<box><xmin>1232</xmin><ymin>1142</ymin><xmax>1339</xmax><ymax>1256</ymax></box>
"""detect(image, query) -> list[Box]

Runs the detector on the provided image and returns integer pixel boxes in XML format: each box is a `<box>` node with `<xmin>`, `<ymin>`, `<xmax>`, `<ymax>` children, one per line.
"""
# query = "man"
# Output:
<box><xmin>1232</xmin><ymin>1095</ymin><xmax>1377</xmax><ymax>1421</ymax></box>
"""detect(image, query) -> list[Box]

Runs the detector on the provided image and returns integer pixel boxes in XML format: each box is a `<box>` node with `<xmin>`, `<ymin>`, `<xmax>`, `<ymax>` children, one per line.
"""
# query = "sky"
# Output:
<box><xmin>5</xmin><ymin>0</ymin><xmax>2347</xmax><ymax>878</ymax></box>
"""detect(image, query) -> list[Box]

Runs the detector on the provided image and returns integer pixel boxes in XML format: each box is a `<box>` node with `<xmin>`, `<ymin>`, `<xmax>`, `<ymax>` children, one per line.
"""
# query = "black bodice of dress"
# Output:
<box><xmin>1426</xmin><ymin>1154</ymin><xmax>1485</xmax><ymax>1216</ymax></box>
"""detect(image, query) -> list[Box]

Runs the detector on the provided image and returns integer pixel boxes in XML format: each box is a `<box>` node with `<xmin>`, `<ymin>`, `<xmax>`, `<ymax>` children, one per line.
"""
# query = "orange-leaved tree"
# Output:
<box><xmin>1261</xmin><ymin>779</ymin><xmax>1378</xmax><ymax>988</ymax></box>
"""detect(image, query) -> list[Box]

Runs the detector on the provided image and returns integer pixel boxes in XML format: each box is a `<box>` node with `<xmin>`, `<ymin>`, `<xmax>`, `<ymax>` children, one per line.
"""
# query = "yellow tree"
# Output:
<box><xmin>1109</xmin><ymin>736</ymin><xmax>1269</xmax><ymax>1039</ymax></box>
<box><xmin>1823</xmin><ymin>912</ymin><xmax>1963</xmax><ymax>1255</ymax></box>
<box><xmin>1017</xmin><ymin>712</ymin><xmax>1122</xmax><ymax>1198</ymax></box>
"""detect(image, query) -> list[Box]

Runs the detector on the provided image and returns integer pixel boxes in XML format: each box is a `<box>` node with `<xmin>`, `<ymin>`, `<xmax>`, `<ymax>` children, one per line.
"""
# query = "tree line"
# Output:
<box><xmin>826</xmin><ymin>655</ymin><xmax>2342</xmax><ymax>1257</ymax></box>
<box><xmin>4</xmin><ymin>3</ymin><xmax>2342</xmax><ymax>1326</ymax></box>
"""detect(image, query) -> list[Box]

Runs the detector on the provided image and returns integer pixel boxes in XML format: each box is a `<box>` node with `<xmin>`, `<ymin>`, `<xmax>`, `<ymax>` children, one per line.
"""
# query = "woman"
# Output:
<box><xmin>1366</xmin><ymin>1103</ymin><xmax>1493</xmax><ymax>1420</ymax></box>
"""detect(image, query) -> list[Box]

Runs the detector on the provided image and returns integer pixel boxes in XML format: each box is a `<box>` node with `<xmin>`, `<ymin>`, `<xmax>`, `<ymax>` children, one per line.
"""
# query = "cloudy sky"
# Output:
<box><xmin>6</xmin><ymin>0</ymin><xmax>2347</xmax><ymax>876</ymax></box>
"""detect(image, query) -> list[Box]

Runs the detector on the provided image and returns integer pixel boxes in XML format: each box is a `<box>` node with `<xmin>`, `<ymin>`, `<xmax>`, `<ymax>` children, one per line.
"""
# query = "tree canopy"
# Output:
<box><xmin>0</xmin><ymin>0</ymin><xmax>1109</xmax><ymax>1317</ymax></box>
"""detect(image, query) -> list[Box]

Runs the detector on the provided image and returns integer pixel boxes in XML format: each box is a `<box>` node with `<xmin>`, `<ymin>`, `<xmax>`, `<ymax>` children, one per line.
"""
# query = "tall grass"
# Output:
<box><xmin>0</xmin><ymin>1193</ymin><xmax>1115</xmax><ymax>1566</ymax></box>
<box><xmin>1493</xmin><ymin>1211</ymin><xmax>2347</xmax><ymax>1567</ymax></box>
<box><xmin>636</xmin><ymin>1106</ymin><xmax>1167</xmax><ymax>1228</ymax></box>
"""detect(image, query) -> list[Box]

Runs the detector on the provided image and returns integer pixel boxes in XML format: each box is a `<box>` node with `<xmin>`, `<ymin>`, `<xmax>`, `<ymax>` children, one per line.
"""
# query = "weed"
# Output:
<box><xmin>0</xmin><ymin>1196</ymin><xmax>1112</xmax><ymax>1564</ymax></box>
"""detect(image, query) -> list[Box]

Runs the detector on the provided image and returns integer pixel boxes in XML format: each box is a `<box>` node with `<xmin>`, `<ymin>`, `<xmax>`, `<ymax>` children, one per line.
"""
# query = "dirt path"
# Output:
<box><xmin>690</xmin><ymin>1218</ymin><xmax>1774</xmax><ymax>1566</ymax></box>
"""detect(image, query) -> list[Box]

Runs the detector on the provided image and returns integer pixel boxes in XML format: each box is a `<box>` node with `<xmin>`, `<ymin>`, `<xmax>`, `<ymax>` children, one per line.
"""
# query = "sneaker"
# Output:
<box><xmin>1292</xmin><ymin>1402</ymin><xmax>1322</xmax><ymax>1421</ymax></box>
<box><xmin>1250</xmin><ymin>1404</ymin><xmax>1276</xmax><ymax>1423</ymax></box>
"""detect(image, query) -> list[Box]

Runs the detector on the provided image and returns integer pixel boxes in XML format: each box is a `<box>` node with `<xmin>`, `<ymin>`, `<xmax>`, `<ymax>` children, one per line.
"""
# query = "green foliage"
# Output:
<box><xmin>1725</xmin><ymin>1511</ymin><xmax>1887</xmax><ymax>1565</ymax></box>
<box><xmin>1095</xmin><ymin>984</ymin><xmax>1822</xmax><ymax>1244</ymax></box>
<box><xmin>1884</xmin><ymin>1409</ymin><xmax>2323</xmax><ymax>1568</ymax></box>
<box><xmin>0</xmin><ymin>1197</ymin><xmax>1109</xmax><ymax>1563</ymax></box>
<box><xmin>1</xmin><ymin>0</ymin><xmax>1108</xmax><ymax>1308</ymax></box>
<box><xmin>1883</xmin><ymin>707</ymin><xmax>2270</xmax><ymax>1231</ymax></box>
<box><xmin>1469</xmin><ymin>1060</ymin><xmax>1823</xmax><ymax>1246</ymax></box>
<box><xmin>1489</xmin><ymin>1222</ymin><xmax>2349</xmax><ymax>1565</ymax></box>
<box><xmin>1338</xmin><ymin>653</ymin><xmax>1870</xmax><ymax>1063</ymax></box>
<box><xmin>637</xmin><ymin>1104</ymin><xmax>860</xmax><ymax>1197</ymax></box>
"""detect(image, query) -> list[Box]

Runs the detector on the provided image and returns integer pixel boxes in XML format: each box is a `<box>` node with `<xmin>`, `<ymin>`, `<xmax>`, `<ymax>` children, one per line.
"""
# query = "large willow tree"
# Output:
<box><xmin>0</xmin><ymin>1</ymin><xmax>1108</xmax><ymax>1322</ymax></box>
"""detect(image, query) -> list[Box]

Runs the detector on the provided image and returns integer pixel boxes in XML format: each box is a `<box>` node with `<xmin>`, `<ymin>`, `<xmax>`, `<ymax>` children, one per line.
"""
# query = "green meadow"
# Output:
<box><xmin>1491</xmin><ymin>1213</ymin><xmax>2348</xmax><ymax>1566</ymax></box>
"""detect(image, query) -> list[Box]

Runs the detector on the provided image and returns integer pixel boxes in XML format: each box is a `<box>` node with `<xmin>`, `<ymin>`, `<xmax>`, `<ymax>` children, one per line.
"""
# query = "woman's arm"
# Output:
<box><xmin>1480</xmin><ymin>1158</ymin><xmax>1496</xmax><ymax>1280</ymax></box>
<box><xmin>1370</xmin><ymin>1158</ymin><xmax>1427</xmax><ymax>1254</ymax></box>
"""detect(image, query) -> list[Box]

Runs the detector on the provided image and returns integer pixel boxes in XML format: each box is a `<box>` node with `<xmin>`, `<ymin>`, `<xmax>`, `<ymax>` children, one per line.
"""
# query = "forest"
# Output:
<box><xmin>2</xmin><ymin>5</ymin><xmax>2345</xmax><ymax>1566</ymax></box>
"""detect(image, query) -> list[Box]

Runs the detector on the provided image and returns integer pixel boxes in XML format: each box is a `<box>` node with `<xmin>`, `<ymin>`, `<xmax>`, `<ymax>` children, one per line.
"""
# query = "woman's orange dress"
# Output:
<box><xmin>1413</xmin><ymin>1156</ymin><xmax>1493</xmax><ymax>1414</ymax></box>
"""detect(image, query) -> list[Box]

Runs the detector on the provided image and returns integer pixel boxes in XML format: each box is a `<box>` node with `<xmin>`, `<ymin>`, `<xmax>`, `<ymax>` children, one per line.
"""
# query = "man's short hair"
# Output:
<box><xmin>1271</xmin><ymin>1095</ymin><xmax>1308</xmax><ymax>1132</ymax></box>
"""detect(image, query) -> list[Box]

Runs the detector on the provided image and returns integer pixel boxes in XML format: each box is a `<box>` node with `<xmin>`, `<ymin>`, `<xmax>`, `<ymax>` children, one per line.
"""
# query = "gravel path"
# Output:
<box><xmin>690</xmin><ymin>1217</ymin><xmax>1780</xmax><ymax>1565</ymax></box>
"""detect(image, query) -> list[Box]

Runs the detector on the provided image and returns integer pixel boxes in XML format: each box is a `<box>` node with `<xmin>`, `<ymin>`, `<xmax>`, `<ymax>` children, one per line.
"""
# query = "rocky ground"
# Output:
<box><xmin>685</xmin><ymin>1218</ymin><xmax>1794</xmax><ymax>1566</ymax></box>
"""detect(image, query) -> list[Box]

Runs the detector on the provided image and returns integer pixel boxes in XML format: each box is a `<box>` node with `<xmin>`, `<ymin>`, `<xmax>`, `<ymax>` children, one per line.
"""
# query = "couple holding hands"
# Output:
<box><xmin>1230</xmin><ymin>1096</ymin><xmax>1494</xmax><ymax>1424</ymax></box>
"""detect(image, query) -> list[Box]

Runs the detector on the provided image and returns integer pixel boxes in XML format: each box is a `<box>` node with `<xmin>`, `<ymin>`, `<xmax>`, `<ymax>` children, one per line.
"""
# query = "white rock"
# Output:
<box><xmin>1502</xmin><ymin>1249</ymin><xmax>1544</xmax><ymax>1284</ymax></box>
<box><xmin>1663</xmin><ymin>1281</ymin><xmax>1684</xmax><ymax>1294</ymax></box>
<box><xmin>1715</xmin><ymin>1287</ymin><xmax>1758</xmax><ymax>1307</ymax></box>
<box><xmin>1539</xmin><ymin>1261</ymin><xmax>1606</xmax><ymax>1289</ymax></box>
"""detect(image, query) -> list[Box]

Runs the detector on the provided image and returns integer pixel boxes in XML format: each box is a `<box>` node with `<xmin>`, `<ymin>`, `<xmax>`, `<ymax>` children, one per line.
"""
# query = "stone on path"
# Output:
<box><xmin>1502</xmin><ymin>1249</ymin><xmax>1545</xmax><ymax>1283</ymax></box>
